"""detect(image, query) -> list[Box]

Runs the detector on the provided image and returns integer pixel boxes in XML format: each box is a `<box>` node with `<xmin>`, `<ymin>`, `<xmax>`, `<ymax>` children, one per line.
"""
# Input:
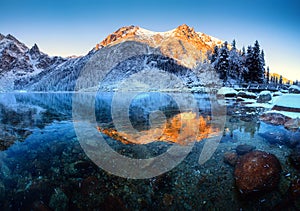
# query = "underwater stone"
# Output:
<box><xmin>258</xmin><ymin>130</ymin><xmax>289</xmax><ymax>146</ymax></box>
<box><xmin>0</xmin><ymin>181</ymin><xmax>5</xmax><ymax>199</ymax></box>
<box><xmin>236</xmin><ymin>144</ymin><xmax>255</xmax><ymax>155</ymax></box>
<box><xmin>260</xmin><ymin>112</ymin><xmax>291</xmax><ymax>126</ymax></box>
<box><xmin>99</xmin><ymin>195</ymin><xmax>128</xmax><ymax>211</ymax></box>
<box><xmin>49</xmin><ymin>188</ymin><xmax>68</xmax><ymax>211</ymax></box>
<box><xmin>81</xmin><ymin>176</ymin><xmax>98</xmax><ymax>195</ymax></box>
<box><xmin>234</xmin><ymin>150</ymin><xmax>282</xmax><ymax>195</ymax></box>
<box><xmin>163</xmin><ymin>193</ymin><xmax>174</xmax><ymax>206</ymax></box>
<box><xmin>284</xmin><ymin>118</ymin><xmax>300</xmax><ymax>131</ymax></box>
<box><xmin>289</xmin><ymin>146</ymin><xmax>300</xmax><ymax>170</ymax></box>
<box><xmin>289</xmin><ymin>179</ymin><xmax>300</xmax><ymax>209</ymax></box>
<box><xmin>223</xmin><ymin>151</ymin><xmax>238</xmax><ymax>166</ymax></box>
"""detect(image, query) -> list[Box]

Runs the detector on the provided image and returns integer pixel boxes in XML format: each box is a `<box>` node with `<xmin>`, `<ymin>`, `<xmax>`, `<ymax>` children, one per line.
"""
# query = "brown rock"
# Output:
<box><xmin>234</xmin><ymin>150</ymin><xmax>282</xmax><ymax>194</ymax></box>
<box><xmin>260</xmin><ymin>112</ymin><xmax>292</xmax><ymax>125</ymax></box>
<box><xmin>284</xmin><ymin>118</ymin><xmax>300</xmax><ymax>131</ymax></box>
<box><xmin>223</xmin><ymin>151</ymin><xmax>238</xmax><ymax>166</ymax></box>
<box><xmin>31</xmin><ymin>200</ymin><xmax>51</xmax><ymax>211</ymax></box>
<box><xmin>289</xmin><ymin>179</ymin><xmax>300</xmax><ymax>199</ymax></box>
<box><xmin>81</xmin><ymin>176</ymin><xmax>98</xmax><ymax>195</ymax></box>
<box><xmin>163</xmin><ymin>193</ymin><xmax>174</xmax><ymax>206</ymax></box>
<box><xmin>100</xmin><ymin>196</ymin><xmax>128</xmax><ymax>211</ymax></box>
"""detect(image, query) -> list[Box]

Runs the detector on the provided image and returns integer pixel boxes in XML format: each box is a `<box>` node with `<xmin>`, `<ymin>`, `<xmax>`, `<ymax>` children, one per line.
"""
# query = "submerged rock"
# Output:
<box><xmin>0</xmin><ymin>137</ymin><xmax>16</xmax><ymax>151</ymax></box>
<box><xmin>284</xmin><ymin>118</ymin><xmax>300</xmax><ymax>131</ymax></box>
<box><xmin>289</xmin><ymin>146</ymin><xmax>300</xmax><ymax>170</ymax></box>
<box><xmin>257</xmin><ymin>91</ymin><xmax>272</xmax><ymax>103</ymax></box>
<box><xmin>258</xmin><ymin>130</ymin><xmax>290</xmax><ymax>145</ymax></box>
<box><xmin>81</xmin><ymin>176</ymin><xmax>99</xmax><ymax>195</ymax></box>
<box><xmin>49</xmin><ymin>188</ymin><xmax>68</xmax><ymax>211</ymax></box>
<box><xmin>260</xmin><ymin>112</ymin><xmax>291</xmax><ymax>125</ymax></box>
<box><xmin>0</xmin><ymin>181</ymin><xmax>5</xmax><ymax>199</ymax></box>
<box><xmin>289</xmin><ymin>178</ymin><xmax>300</xmax><ymax>199</ymax></box>
<box><xmin>223</xmin><ymin>151</ymin><xmax>238</xmax><ymax>166</ymax></box>
<box><xmin>234</xmin><ymin>150</ymin><xmax>282</xmax><ymax>195</ymax></box>
<box><xmin>236</xmin><ymin>144</ymin><xmax>255</xmax><ymax>155</ymax></box>
<box><xmin>163</xmin><ymin>193</ymin><xmax>174</xmax><ymax>206</ymax></box>
<box><xmin>289</xmin><ymin>131</ymin><xmax>300</xmax><ymax>147</ymax></box>
<box><xmin>31</xmin><ymin>200</ymin><xmax>51</xmax><ymax>211</ymax></box>
<box><xmin>289</xmin><ymin>179</ymin><xmax>300</xmax><ymax>209</ymax></box>
<box><xmin>99</xmin><ymin>196</ymin><xmax>128</xmax><ymax>211</ymax></box>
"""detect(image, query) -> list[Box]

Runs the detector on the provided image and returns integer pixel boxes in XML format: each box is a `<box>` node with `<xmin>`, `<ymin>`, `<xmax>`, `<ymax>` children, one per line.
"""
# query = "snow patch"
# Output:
<box><xmin>273</xmin><ymin>94</ymin><xmax>300</xmax><ymax>109</ymax></box>
<box><xmin>217</xmin><ymin>87</ymin><xmax>237</xmax><ymax>96</ymax></box>
<box><xmin>264</xmin><ymin>110</ymin><xmax>300</xmax><ymax>119</ymax></box>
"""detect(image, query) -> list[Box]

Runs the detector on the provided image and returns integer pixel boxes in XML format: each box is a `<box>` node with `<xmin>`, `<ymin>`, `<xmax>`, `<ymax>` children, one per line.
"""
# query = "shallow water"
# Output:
<box><xmin>0</xmin><ymin>92</ymin><xmax>299</xmax><ymax>210</ymax></box>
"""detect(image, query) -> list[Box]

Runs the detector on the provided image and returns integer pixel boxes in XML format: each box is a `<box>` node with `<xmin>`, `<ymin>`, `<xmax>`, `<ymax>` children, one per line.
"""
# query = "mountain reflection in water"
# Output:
<box><xmin>97</xmin><ymin>112</ymin><xmax>220</xmax><ymax>145</ymax></box>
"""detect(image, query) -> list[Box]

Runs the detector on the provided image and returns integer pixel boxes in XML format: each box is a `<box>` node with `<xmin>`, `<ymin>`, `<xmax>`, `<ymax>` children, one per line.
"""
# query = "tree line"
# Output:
<box><xmin>207</xmin><ymin>40</ymin><xmax>295</xmax><ymax>85</ymax></box>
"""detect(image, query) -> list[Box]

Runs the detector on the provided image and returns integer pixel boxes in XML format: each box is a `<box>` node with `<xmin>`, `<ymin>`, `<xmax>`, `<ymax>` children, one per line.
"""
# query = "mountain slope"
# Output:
<box><xmin>95</xmin><ymin>24</ymin><xmax>223</xmax><ymax>68</ymax></box>
<box><xmin>12</xmin><ymin>25</ymin><xmax>224</xmax><ymax>91</ymax></box>
<box><xmin>0</xmin><ymin>33</ymin><xmax>67</xmax><ymax>91</ymax></box>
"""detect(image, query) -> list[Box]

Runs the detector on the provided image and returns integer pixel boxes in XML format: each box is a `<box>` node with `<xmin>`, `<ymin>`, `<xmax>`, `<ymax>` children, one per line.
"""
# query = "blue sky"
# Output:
<box><xmin>1</xmin><ymin>0</ymin><xmax>299</xmax><ymax>80</ymax></box>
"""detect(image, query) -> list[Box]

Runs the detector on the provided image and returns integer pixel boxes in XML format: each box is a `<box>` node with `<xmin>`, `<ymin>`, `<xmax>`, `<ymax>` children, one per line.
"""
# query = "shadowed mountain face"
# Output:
<box><xmin>97</xmin><ymin>53</ymin><xmax>202</xmax><ymax>92</ymax></box>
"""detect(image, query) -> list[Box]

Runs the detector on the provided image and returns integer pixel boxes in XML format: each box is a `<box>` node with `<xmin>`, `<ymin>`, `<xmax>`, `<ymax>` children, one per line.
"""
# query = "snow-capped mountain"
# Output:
<box><xmin>1</xmin><ymin>24</ymin><xmax>225</xmax><ymax>92</ymax></box>
<box><xmin>0</xmin><ymin>33</ymin><xmax>67</xmax><ymax>91</ymax></box>
<box><xmin>96</xmin><ymin>24</ymin><xmax>223</xmax><ymax>68</ymax></box>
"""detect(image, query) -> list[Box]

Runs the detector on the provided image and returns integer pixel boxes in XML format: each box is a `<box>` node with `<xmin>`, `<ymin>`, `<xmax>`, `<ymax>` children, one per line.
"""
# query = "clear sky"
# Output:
<box><xmin>1</xmin><ymin>0</ymin><xmax>299</xmax><ymax>80</ymax></box>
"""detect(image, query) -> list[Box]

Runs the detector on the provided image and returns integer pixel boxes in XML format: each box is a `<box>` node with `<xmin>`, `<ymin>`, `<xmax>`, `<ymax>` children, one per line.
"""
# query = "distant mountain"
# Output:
<box><xmin>0</xmin><ymin>25</ymin><xmax>292</xmax><ymax>92</ymax></box>
<box><xmin>4</xmin><ymin>24</ymin><xmax>225</xmax><ymax>91</ymax></box>
<box><xmin>0</xmin><ymin>33</ymin><xmax>67</xmax><ymax>91</ymax></box>
<box><xmin>95</xmin><ymin>24</ymin><xmax>223</xmax><ymax>68</ymax></box>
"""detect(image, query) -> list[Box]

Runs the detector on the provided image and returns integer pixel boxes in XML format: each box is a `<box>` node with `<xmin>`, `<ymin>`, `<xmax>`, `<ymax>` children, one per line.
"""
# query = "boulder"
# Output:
<box><xmin>257</xmin><ymin>91</ymin><xmax>272</xmax><ymax>103</ymax></box>
<box><xmin>289</xmin><ymin>85</ymin><xmax>300</xmax><ymax>94</ymax></box>
<box><xmin>234</xmin><ymin>150</ymin><xmax>282</xmax><ymax>194</ymax></box>
<box><xmin>237</xmin><ymin>91</ymin><xmax>257</xmax><ymax>99</ymax></box>
<box><xmin>217</xmin><ymin>87</ymin><xmax>237</xmax><ymax>98</ymax></box>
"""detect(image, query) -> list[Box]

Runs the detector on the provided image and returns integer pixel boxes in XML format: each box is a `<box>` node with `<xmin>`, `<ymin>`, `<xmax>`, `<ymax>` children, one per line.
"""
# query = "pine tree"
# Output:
<box><xmin>266</xmin><ymin>66</ymin><xmax>270</xmax><ymax>83</ymax></box>
<box><xmin>216</xmin><ymin>41</ymin><xmax>229</xmax><ymax>81</ymax></box>
<box><xmin>232</xmin><ymin>39</ymin><xmax>236</xmax><ymax>50</ymax></box>
<box><xmin>228</xmin><ymin>39</ymin><xmax>243</xmax><ymax>81</ymax></box>
<box><xmin>245</xmin><ymin>41</ymin><xmax>264</xmax><ymax>83</ymax></box>
<box><xmin>244</xmin><ymin>45</ymin><xmax>253</xmax><ymax>82</ymax></box>
<box><xmin>279</xmin><ymin>75</ymin><xmax>283</xmax><ymax>84</ymax></box>
<box><xmin>242</xmin><ymin>46</ymin><xmax>246</xmax><ymax>56</ymax></box>
<box><xmin>211</xmin><ymin>45</ymin><xmax>219</xmax><ymax>64</ymax></box>
<box><xmin>253</xmin><ymin>40</ymin><xmax>264</xmax><ymax>83</ymax></box>
<box><xmin>261</xmin><ymin>50</ymin><xmax>265</xmax><ymax>69</ymax></box>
